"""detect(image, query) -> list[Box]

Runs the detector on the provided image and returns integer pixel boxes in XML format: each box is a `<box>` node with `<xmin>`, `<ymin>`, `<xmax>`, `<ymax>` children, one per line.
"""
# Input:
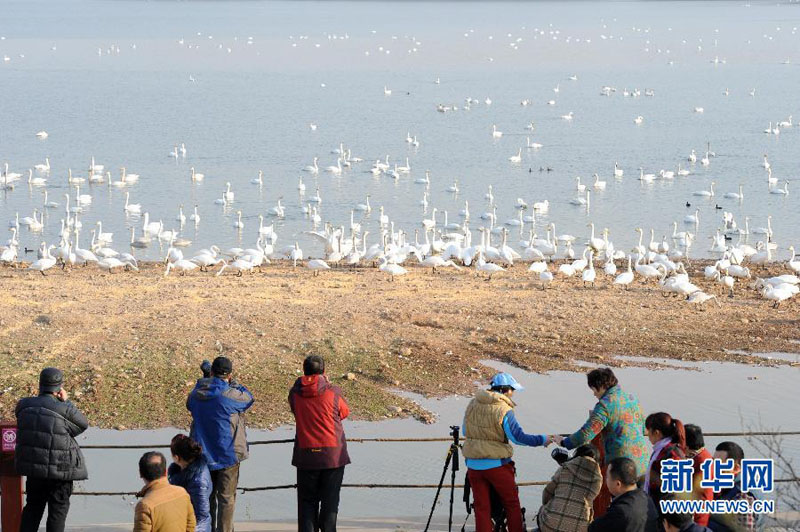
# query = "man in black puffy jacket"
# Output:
<box><xmin>15</xmin><ymin>367</ymin><xmax>89</xmax><ymax>532</ymax></box>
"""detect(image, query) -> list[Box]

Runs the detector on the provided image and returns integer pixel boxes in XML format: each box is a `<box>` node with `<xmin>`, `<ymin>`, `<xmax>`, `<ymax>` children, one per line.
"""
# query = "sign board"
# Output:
<box><xmin>1</xmin><ymin>427</ymin><xmax>17</xmax><ymax>452</ymax></box>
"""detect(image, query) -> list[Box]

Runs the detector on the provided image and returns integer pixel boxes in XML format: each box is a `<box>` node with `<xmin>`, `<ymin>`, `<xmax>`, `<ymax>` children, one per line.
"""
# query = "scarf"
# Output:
<box><xmin>644</xmin><ymin>437</ymin><xmax>672</xmax><ymax>493</ymax></box>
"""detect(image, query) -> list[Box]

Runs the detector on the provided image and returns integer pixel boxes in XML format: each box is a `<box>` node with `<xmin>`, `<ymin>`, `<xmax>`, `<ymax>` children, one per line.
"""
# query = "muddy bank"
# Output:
<box><xmin>0</xmin><ymin>260</ymin><xmax>797</xmax><ymax>428</ymax></box>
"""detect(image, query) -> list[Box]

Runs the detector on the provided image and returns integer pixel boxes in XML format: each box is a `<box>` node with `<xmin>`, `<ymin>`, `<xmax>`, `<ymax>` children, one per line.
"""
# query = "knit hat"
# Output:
<box><xmin>39</xmin><ymin>367</ymin><xmax>64</xmax><ymax>393</ymax></box>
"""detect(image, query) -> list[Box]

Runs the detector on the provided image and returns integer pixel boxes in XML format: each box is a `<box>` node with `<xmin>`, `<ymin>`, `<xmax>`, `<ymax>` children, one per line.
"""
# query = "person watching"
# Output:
<box><xmin>288</xmin><ymin>355</ymin><xmax>351</xmax><ymax>532</ymax></box>
<box><xmin>708</xmin><ymin>442</ymin><xmax>761</xmax><ymax>532</ymax></box>
<box><xmin>187</xmin><ymin>357</ymin><xmax>254</xmax><ymax>532</ymax></box>
<box><xmin>588</xmin><ymin>456</ymin><xmax>659</xmax><ymax>532</ymax></box>
<box><xmin>168</xmin><ymin>434</ymin><xmax>212</xmax><ymax>532</ymax></box>
<box><xmin>134</xmin><ymin>452</ymin><xmax>195</xmax><ymax>532</ymax></box>
<box><xmin>662</xmin><ymin>507</ymin><xmax>712</xmax><ymax>532</ymax></box>
<box><xmin>536</xmin><ymin>445</ymin><xmax>603</xmax><ymax>532</ymax></box>
<box><xmin>684</xmin><ymin>424</ymin><xmax>713</xmax><ymax>526</ymax></box>
<box><xmin>15</xmin><ymin>367</ymin><xmax>89</xmax><ymax>532</ymax></box>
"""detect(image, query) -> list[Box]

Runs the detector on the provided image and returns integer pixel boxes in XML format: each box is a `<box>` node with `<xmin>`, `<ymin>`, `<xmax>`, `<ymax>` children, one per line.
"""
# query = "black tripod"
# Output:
<box><xmin>424</xmin><ymin>425</ymin><xmax>461</xmax><ymax>532</ymax></box>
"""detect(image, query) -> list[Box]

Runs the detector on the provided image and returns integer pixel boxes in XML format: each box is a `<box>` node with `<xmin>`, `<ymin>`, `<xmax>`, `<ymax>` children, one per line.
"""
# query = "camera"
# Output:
<box><xmin>200</xmin><ymin>360</ymin><xmax>212</xmax><ymax>379</ymax></box>
<box><xmin>551</xmin><ymin>447</ymin><xmax>569</xmax><ymax>465</ymax></box>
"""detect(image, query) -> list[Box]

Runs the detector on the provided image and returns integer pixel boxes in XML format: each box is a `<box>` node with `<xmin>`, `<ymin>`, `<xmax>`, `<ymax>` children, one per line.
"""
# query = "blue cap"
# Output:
<box><xmin>490</xmin><ymin>373</ymin><xmax>524</xmax><ymax>391</ymax></box>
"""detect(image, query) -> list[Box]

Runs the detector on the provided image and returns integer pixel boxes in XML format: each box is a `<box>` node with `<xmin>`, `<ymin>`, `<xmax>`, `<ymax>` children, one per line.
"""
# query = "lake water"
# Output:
<box><xmin>2</xmin><ymin>1</ymin><xmax>799</xmax><ymax>263</ymax></box>
<box><xmin>66</xmin><ymin>357</ymin><xmax>800</xmax><ymax>525</ymax></box>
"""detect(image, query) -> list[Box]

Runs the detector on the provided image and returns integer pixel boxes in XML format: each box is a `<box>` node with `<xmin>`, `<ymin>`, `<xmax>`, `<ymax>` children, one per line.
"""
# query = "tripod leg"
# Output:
<box><xmin>449</xmin><ymin>446</ymin><xmax>459</xmax><ymax>532</ymax></box>
<box><xmin>424</xmin><ymin>448</ymin><xmax>453</xmax><ymax>532</ymax></box>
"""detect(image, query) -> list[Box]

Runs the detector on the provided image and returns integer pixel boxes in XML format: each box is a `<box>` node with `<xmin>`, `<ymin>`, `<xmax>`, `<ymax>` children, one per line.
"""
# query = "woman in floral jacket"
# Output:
<box><xmin>554</xmin><ymin>368</ymin><xmax>649</xmax><ymax>516</ymax></box>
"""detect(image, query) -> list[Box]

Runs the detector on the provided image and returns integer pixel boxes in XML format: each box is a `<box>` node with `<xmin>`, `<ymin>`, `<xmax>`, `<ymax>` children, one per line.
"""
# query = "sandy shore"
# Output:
<box><xmin>0</xmin><ymin>260</ymin><xmax>797</xmax><ymax>429</ymax></box>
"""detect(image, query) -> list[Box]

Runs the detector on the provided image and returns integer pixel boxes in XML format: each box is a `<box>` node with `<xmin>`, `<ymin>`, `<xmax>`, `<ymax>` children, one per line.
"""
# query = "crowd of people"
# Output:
<box><xmin>12</xmin><ymin>363</ymin><xmax>765</xmax><ymax>532</ymax></box>
<box><xmin>462</xmin><ymin>368</ymin><xmax>765</xmax><ymax>532</ymax></box>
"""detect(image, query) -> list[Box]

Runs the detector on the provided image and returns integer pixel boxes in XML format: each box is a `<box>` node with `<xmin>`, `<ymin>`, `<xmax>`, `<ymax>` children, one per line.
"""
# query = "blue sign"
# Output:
<box><xmin>741</xmin><ymin>459</ymin><xmax>774</xmax><ymax>493</ymax></box>
<box><xmin>700</xmin><ymin>458</ymin><xmax>736</xmax><ymax>493</ymax></box>
<box><xmin>660</xmin><ymin>459</ymin><xmax>694</xmax><ymax>494</ymax></box>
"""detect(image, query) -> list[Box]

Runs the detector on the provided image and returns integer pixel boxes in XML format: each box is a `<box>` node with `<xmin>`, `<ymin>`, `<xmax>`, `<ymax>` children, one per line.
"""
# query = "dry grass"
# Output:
<box><xmin>0</xmin><ymin>260</ymin><xmax>797</xmax><ymax>429</ymax></box>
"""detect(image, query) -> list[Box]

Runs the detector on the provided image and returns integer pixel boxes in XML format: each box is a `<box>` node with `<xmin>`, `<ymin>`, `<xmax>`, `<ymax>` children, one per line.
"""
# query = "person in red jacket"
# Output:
<box><xmin>288</xmin><ymin>355</ymin><xmax>350</xmax><ymax>532</ymax></box>
<box><xmin>685</xmin><ymin>424</ymin><xmax>713</xmax><ymax>526</ymax></box>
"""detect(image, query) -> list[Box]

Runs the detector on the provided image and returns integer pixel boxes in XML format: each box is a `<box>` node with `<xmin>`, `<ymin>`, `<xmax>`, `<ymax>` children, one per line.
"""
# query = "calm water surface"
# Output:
<box><xmin>1</xmin><ymin>1</ymin><xmax>799</xmax><ymax>262</ymax></box>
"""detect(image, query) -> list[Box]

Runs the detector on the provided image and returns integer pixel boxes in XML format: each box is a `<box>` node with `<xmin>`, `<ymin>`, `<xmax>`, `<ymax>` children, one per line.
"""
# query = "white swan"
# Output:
<box><xmin>526</xmin><ymin>137</ymin><xmax>543</xmax><ymax>149</ymax></box>
<box><xmin>307</xmin><ymin>259</ymin><xmax>331</xmax><ymax>276</ymax></box>
<box><xmin>96</xmin><ymin>221</ymin><xmax>113</xmax><ymax>244</ymax></box>
<box><xmin>124</xmin><ymin>192</ymin><xmax>141</xmax><ymax>214</ymax></box>
<box><xmin>304</xmin><ymin>157</ymin><xmax>319</xmax><ymax>174</ymax></box>
<box><xmin>34</xmin><ymin>157</ymin><xmax>50</xmax><ymax>172</ymax></box>
<box><xmin>770</xmin><ymin>181</ymin><xmax>789</xmax><ymax>195</ymax></box>
<box><xmin>233</xmin><ymin>211</ymin><xmax>245</xmax><ymax>229</ymax></box>
<box><xmin>492</xmin><ymin>124</ymin><xmax>503</xmax><ymax>138</ymax></box>
<box><xmin>724</xmin><ymin>185</ymin><xmax>744</xmax><ymax>201</ymax></box>
<box><xmin>788</xmin><ymin>246</ymin><xmax>800</xmax><ymax>274</ymax></box>
<box><xmin>268</xmin><ymin>199</ymin><xmax>285</xmax><ymax>218</ymax></box>
<box><xmin>613</xmin><ymin>257</ymin><xmax>634</xmax><ymax>289</ymax></box>
<box><xmin>683</xmin><ymin>209</ymin><xmax>699</xmax><ymax>225</ymax></box>
<box><xmin>593</xmin><ymin>173</ymin><xmax>606</xmax><ymax>190</ymax></box>
<box><xmin>190</xmin><ymin>167</ymin><xmax>204</xmax><ymax>182</ymax></box>
<box><xmin>638</xmin><ymin>167</ymin><xmax>655</xmax><ymax>182</ymax></box>
<box><xmin>761</xmin><ymin>284</ymin><xmax>794</xmax><ymax>308</ymax></box>
<box><xmin>354</xmin><ymin>195</ymin><xmax>372</xmax><ymax>213</ymax></box>
<box><xmin>223</xmin><ymin>182</ymin><xmax>234</xmax><ymax>202</ymax></box>
<box><xmin>28</xmin><ymin>244</ymin><xmax>56</xmax><ymax>275</ymax></box>
<box><xmin>251</xmin><ymin>170</ymin><xmax>263</xmax><ymax>185</ymax></box>
<box><xmin>164</xmin><ymin>259</ymin><xmax>198</xmax><ymax>276</ymax></box>
<box><xmin>43</xmin><ymin>190</ymin><xmax>59</xmax><ymax>208</ymax></box>
<box><xmin>614</xmin><ymin>162</ymin><xmax>624</xmax><ymax>178</ymax></box>
<box><xmin>121</xmin><ymin>167</ymin><xmax>139</xmax><ymax>183</ymax></box>
<box><xmin>569</xmin><ymin>190</ymin><xmax>590</xmax><ymax>207</ymax></box>
<box><xmin>509</xmin><ymin>148</ymin><xmax>522</xmax><ymax>163</ymax></box>
<box><xmin>693</xmin><ymin>181</ymin><xmax>715</xmax><ymax>197</ymax></box>
<box><xmin>28</xmin><ymin>169</ymin><xmax>47</xmax><ymax>186</ymax></box>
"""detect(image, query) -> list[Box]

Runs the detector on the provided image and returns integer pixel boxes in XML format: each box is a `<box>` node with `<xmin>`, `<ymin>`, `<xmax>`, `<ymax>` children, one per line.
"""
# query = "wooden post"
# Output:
<box><xmin>0</xmin><ymin>422</ymin><xmax>23</xmax><ymax>532</ymax></box>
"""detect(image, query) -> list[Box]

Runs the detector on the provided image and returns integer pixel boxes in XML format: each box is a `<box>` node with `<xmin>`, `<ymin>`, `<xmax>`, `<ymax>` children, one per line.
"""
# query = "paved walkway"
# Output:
<box><xmin>66</xmin><ymin>517</ymin><xmax>446</xmax><ymax>532</ymax></box>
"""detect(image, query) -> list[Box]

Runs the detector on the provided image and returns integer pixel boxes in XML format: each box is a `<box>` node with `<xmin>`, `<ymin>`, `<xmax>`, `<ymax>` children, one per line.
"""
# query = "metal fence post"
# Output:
<box><xmin>1</xmin><ymin>422</ymin><xmax>23</xmax><ymax>532</ymax></box>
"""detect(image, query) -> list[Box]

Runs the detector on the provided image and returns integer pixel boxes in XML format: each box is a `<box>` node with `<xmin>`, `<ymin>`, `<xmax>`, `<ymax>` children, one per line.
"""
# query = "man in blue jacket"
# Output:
<box><xmin>187</xmin><ymin>357</ymin><xmax>254</xmax><ymax>532</ymax></box>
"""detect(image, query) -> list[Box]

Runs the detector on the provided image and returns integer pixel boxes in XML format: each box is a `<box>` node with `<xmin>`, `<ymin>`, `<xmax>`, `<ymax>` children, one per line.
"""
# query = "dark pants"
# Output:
<box><xmin>296</xmin><ymin>466</ymin><xmax>345</xmax><ymax>532</ymax></box>
<box><xmin>20</xmin><ymin>478</ymin><xmax>73</xmax><ymax>532</ymax></box>
<box><xmin>468</xmin><ymin>463</ymin><xmax>523</xmax><ymax>532</ymax></box>
<box><xmin>210</xmin><ymin>463</ymin><xmax>239</xmax><ymax>532</ymax></box>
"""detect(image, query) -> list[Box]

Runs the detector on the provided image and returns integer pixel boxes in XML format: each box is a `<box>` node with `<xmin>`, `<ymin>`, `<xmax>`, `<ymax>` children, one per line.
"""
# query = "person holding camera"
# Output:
<box><xmin>187</xmin><ymin>357</ymin><xmax>254</xmax><ymax>532</ymax></box>
<box><xmin>15</xmin><ymin>367</ymin><xmax>89</xmax><ymax>532</ymax></box>
<box><xmin>462</xmin><ymin>373</ymin><xmax>552</xmax><ymax>532</ymax></box>
<box><xmin>288</xmin><ymin>355</ymin><xmax>351</xmax><ymax>532</ymax></box>
<box><xmin>535</xmin><ymin>445</ymin><xmax>603</xmax><ymax>532</ymax></box>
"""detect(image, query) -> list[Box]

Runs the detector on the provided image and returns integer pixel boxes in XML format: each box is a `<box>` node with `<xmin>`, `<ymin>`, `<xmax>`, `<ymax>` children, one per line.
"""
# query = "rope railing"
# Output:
<box><xmin>39</xmin><ymin>477</ymin><xmax>800</xmax><ymax>497</ymax></box>
<box><xmin>79</xmin><ymin>431</ymin><xmax>800</xmax><ymax>450</ymax></box>
<box><xmin>52</xmin><ymin>429</ymin><xmax>800</xmax><ymax>497</ymax></box>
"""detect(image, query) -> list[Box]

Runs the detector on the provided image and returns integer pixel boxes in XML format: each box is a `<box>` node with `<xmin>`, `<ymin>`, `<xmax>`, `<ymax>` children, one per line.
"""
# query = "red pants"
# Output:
<box><xmin>468</xmin><ymin>463</ymin><xmax>523</xmax><ymax>532</ymax></box>
<box><xmin>593</xmin><ymin>464</ymin><xmax>612</xmax><ymax>517</ymax></box>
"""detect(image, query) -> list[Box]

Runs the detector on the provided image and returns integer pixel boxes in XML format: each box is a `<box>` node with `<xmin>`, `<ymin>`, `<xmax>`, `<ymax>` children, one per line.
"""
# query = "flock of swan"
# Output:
<box><xmin>1</xmin><ymin>10</ymin><xmax>798</xmax><ymax>312</ymax></box>
<box><xmin>1</xmin><ymin>124</ymin><xmax>798</xmax><ymax>308</ymax></box>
